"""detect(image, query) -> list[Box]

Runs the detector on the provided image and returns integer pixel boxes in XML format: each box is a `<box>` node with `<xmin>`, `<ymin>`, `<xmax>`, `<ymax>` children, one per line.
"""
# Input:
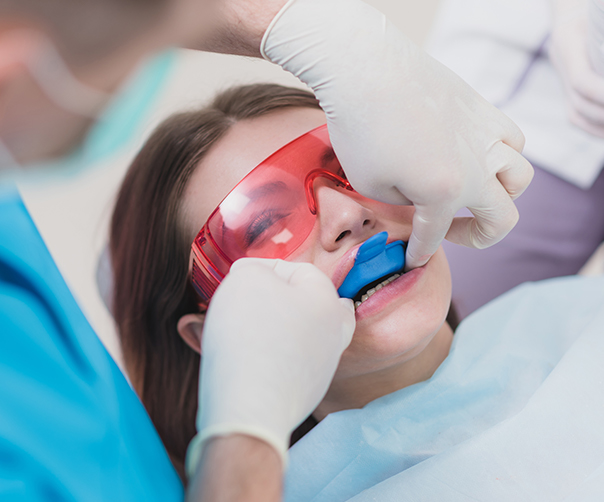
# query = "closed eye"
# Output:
<box><xmin>244</xmin><ymin>210</ymin><xmax>291</xmax><ymax>247</ymax></box>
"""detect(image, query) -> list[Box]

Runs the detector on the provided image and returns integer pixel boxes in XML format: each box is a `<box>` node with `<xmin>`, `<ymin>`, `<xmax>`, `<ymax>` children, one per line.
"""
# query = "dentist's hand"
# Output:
<box><xmin>186</xmin><ymin>258</ymin><xmax>355</xmax><ymax>478</ymax></box>
<box><xmin>549</xmin><ymin>0</ymin><xmax>604</xmax><ymax>138</ymax></box>
<box><xmin>262</xmin><ymin>0</ymin><xmax>533</xmax><ymax>269</ymax></box>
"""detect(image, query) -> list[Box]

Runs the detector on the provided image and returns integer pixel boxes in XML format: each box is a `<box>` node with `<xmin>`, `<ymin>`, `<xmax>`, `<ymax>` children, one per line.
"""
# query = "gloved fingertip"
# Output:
<box><xmin>337</xmin><ymin>298</ymin><xmax>356</xmax><ymax>348</ymax></box>
<box><xmin>233</xmin><ymin>257</ymin><xmax>280</xmax><ymax>271</ymax></box>
<box><xmin>228</xmin><ymin>257</ymin><xmax>252</xmax><ymax>272</ymax></box>
<box><xmin>404</xmin><ymin>253</ymin><xmax>431</xmax><ymax>271</ymax></box>
<box><xmin>338</xmin><ymin>297</ymin><xmax>355</xmax><ymax>313</ymax></box>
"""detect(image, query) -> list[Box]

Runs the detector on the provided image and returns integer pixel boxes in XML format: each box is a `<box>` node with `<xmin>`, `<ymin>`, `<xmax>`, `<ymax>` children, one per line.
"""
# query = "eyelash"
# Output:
<box><xmin>244</xmin><ymin>210</ymin><xmax>290</xmax><ymax>247</ymax></box>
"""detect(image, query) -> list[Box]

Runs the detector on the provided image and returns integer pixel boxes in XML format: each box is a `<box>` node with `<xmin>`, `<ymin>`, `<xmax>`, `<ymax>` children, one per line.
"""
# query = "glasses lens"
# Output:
<box><xmin>205</xmin><ymin>125</ymin><xmax>340</xmax><ymax>262</ymax></box>
<box><xmin>207</xmin><ymin>171</ymin><xmax>309</xmax><ymax>260</ymax></box>
<box><xmin>191</xmin><ymin>124</ymin><xmax>348</xmax><ymax>304</ymax></box>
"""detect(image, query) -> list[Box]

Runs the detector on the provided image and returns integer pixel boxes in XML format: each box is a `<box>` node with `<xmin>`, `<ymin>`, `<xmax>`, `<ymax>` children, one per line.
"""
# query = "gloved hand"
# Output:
<box><xmin>186</xmin><ymin>258</ymin><xmax>355</xmax><ymax>478</ymax></box>
<box><xmin>549</xmin><ymin>0</ymin><xmax>604</xmax><ymax>138</ymax></box>
<box><xmin>262</xmin><ymin>0</ymin><xmax>533</xmax><ymax>269</ymax></box>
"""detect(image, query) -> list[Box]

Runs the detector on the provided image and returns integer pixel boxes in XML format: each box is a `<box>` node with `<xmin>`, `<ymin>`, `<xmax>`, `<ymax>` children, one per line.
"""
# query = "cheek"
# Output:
<box><xmin>335</xmin><ymin>248</ymin><xmax>452</xmax><ymax>377</ymax></box>
<box><xmin>284</xmin><ymin>222</ymin><xmax>323</xmax><ymax>264</ymax></box>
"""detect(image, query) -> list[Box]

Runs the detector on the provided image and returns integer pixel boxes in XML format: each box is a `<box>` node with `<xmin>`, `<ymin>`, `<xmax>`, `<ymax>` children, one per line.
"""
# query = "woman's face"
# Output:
<box><xmin>181</xmin><ymin>107</ymin><xmax>452</xmax><ymax>380</ymax></box>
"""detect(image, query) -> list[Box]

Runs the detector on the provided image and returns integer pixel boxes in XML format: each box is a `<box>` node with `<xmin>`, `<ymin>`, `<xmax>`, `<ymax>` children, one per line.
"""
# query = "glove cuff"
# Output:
<box><xmin>260</xmin><ymin>0</ymin><xmax>298</xmax><ymax>61</ymax></box>
<box><xmin>185</xmin><ymin>424</ymin><xmax>289</xmax><ymax>480</ymax></box>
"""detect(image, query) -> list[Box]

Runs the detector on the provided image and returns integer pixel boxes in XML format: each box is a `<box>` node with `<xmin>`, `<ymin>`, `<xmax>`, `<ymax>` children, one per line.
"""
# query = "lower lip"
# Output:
<box><xmin>354</xmin><ymin>266</ymin><xmax>425</xmax><ymax>321</ymax></box>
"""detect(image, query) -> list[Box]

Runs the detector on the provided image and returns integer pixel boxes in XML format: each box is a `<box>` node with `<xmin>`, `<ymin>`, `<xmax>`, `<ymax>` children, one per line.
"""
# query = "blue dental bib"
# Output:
<box><xmin>337</xmin><ymin>232</ymin><xmax>406</xmax><ymax>299</ymax></box>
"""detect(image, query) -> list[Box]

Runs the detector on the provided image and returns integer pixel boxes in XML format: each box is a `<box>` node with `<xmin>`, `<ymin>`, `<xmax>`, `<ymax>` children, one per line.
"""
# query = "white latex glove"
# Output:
<box><xmin>549</xmin><ymin>0</ymin><xmax>604</xmax><ymax>138</ymax></box>
<box><xmin>186</xmin><ymin>258</ymin><xmax>355</xmax><ymax>477</ymax></box>
<box><xmin>262</xmin><ymin>0</ymin><xmax>533</xmax><ymax>269</ymax></box>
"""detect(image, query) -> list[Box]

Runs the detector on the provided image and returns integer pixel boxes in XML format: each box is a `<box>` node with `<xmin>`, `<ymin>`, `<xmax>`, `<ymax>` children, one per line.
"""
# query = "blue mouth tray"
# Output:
<box><xmin>337</xmin><ymin>232</ymin><xmax>406</xmax><ymax>299</ymax></box>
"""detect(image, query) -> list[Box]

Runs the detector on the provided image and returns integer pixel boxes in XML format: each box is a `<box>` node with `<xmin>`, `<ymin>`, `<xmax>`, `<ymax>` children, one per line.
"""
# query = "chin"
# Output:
<box><xmin>338</xmin><ymin>248</ymin><xmax>452</xmax><ymax>376</ymax></box>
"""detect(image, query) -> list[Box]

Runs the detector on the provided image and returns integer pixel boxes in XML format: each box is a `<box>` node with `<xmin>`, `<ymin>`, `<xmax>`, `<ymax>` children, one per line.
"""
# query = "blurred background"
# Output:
<box><xmin>16</xmin><ymin>0</ymin><xmax>604</xmax><ymax>368</ymax></box>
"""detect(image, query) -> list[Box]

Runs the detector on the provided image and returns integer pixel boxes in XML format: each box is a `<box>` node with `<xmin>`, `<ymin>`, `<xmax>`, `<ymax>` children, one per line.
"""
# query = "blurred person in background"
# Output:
<box><xmin>0</xmin><ymin>0</ymin><xmax>532</xmax><ymax>500</ymax></box>
<box><xmin>428</xmin><ymin>0</ymin><xmax>604</xmax><ymax>319</ymax></box>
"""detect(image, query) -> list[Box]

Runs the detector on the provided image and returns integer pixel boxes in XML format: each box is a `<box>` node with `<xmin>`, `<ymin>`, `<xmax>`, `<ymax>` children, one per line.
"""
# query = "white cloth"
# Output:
<box><xmin>426</xmin><ymin>0</ymin><xmax>604</xmax><ymax>189</ymax></box>
<box><xmin>284</xmin><ymin>275</ymin><xmax>604</xmax><ymax>501</ymax></box>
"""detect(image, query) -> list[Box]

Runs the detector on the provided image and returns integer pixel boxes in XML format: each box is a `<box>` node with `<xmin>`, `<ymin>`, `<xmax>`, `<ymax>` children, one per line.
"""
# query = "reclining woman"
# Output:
<box><xmin>109</xmin><ymin>84</ymin><xmax>604</xmax><ymax>500</ymax></box>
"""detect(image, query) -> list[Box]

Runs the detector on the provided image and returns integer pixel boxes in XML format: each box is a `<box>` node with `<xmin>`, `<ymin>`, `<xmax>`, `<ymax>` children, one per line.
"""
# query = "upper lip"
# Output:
<box><xmin>331</xmin><ymin>234</ymin><xmax>406</xmax><ymax>291</ymax></box>
<box><xmin>331</xmin><ymin>243</ymin><xmax>363</xmax><ymax>291</ymax></box>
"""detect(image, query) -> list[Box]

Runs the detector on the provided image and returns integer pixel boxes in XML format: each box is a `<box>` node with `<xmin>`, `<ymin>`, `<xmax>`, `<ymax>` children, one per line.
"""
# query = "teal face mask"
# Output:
<box><xmin>1</xmin><ymin>47</ymin><xmax>175</xmax><ymax>182</ymax></box>
<box><xmin>72</xmin><ymin>50</ymin><xmax>176</xmax><ymax>167</ymax></box>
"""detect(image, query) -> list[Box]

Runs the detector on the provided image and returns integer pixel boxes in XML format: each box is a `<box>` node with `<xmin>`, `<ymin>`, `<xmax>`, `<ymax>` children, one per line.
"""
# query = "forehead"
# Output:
<box><xmin>181</xmin><ymin>106</ymin><xmax>326</xmax><ymax>240</ymax></box>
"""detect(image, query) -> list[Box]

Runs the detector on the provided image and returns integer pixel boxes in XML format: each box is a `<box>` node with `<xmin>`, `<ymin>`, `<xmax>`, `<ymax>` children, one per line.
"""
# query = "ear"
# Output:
<box><xmin>177</xmin><ymin>313</ymin><xmax>206</xmax><ymax>354</ymax></box>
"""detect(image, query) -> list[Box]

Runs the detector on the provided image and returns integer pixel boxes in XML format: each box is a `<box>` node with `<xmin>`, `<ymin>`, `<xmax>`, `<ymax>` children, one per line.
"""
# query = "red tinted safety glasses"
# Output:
<box><xmin>189</xmin><ymin>124</ymin><xmax>356</xmax><ymax>306</ymax></box>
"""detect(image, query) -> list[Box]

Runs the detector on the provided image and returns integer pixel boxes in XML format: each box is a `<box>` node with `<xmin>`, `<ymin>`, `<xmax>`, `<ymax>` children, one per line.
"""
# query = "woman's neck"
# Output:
<box><xmin>313</xmin><ymin>322</ymin><xmax>454</xmax><ymax>421</ymax></box>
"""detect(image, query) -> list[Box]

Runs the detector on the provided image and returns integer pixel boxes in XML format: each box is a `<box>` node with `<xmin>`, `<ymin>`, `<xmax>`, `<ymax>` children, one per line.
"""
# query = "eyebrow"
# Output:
<box><xmin>247</xmin><ymin>180</ymin><xmax>289</xmax><ymax>198</ymax></box>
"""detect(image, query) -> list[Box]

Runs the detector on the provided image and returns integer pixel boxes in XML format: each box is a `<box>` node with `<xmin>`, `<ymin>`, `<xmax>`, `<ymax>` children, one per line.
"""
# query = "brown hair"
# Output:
<box><xmin>110</xmin><ymin>83</ymin><xmax>321</xmax><ymax>481</ymax></box>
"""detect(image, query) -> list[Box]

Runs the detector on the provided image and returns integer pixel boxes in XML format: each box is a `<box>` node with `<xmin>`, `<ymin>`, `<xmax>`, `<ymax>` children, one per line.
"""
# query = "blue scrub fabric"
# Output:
<box><xmin>285</xmin><ymin>273</ymin><xmax>604</xmax><ymax>501</ymax></box>
<box><xmin>0</xmin><ymin>186</ymin><xmax>183</xmax><ymax>500</ymax></box>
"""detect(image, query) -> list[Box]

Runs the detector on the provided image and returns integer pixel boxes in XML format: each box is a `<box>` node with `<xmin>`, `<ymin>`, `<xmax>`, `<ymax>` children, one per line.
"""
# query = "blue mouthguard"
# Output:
<box><xmin>337</xmin><ymin>232</ymin><xmax>406</xmax><ymax>299</ymax></box>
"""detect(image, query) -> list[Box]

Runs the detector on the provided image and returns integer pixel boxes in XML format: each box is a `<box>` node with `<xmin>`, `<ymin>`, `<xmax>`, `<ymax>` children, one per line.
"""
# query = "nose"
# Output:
<box><xmin>314</xmin><ymin>179</ymin><xmax>376</xmax><ymax>252</ymax></box>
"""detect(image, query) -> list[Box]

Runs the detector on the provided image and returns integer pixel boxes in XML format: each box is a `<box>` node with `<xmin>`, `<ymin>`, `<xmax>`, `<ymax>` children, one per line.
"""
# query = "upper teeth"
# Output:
<box><xmin>354</xmin><ymin>273</ymin><xmax>400</xmax><ymax>310</ymax></box>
